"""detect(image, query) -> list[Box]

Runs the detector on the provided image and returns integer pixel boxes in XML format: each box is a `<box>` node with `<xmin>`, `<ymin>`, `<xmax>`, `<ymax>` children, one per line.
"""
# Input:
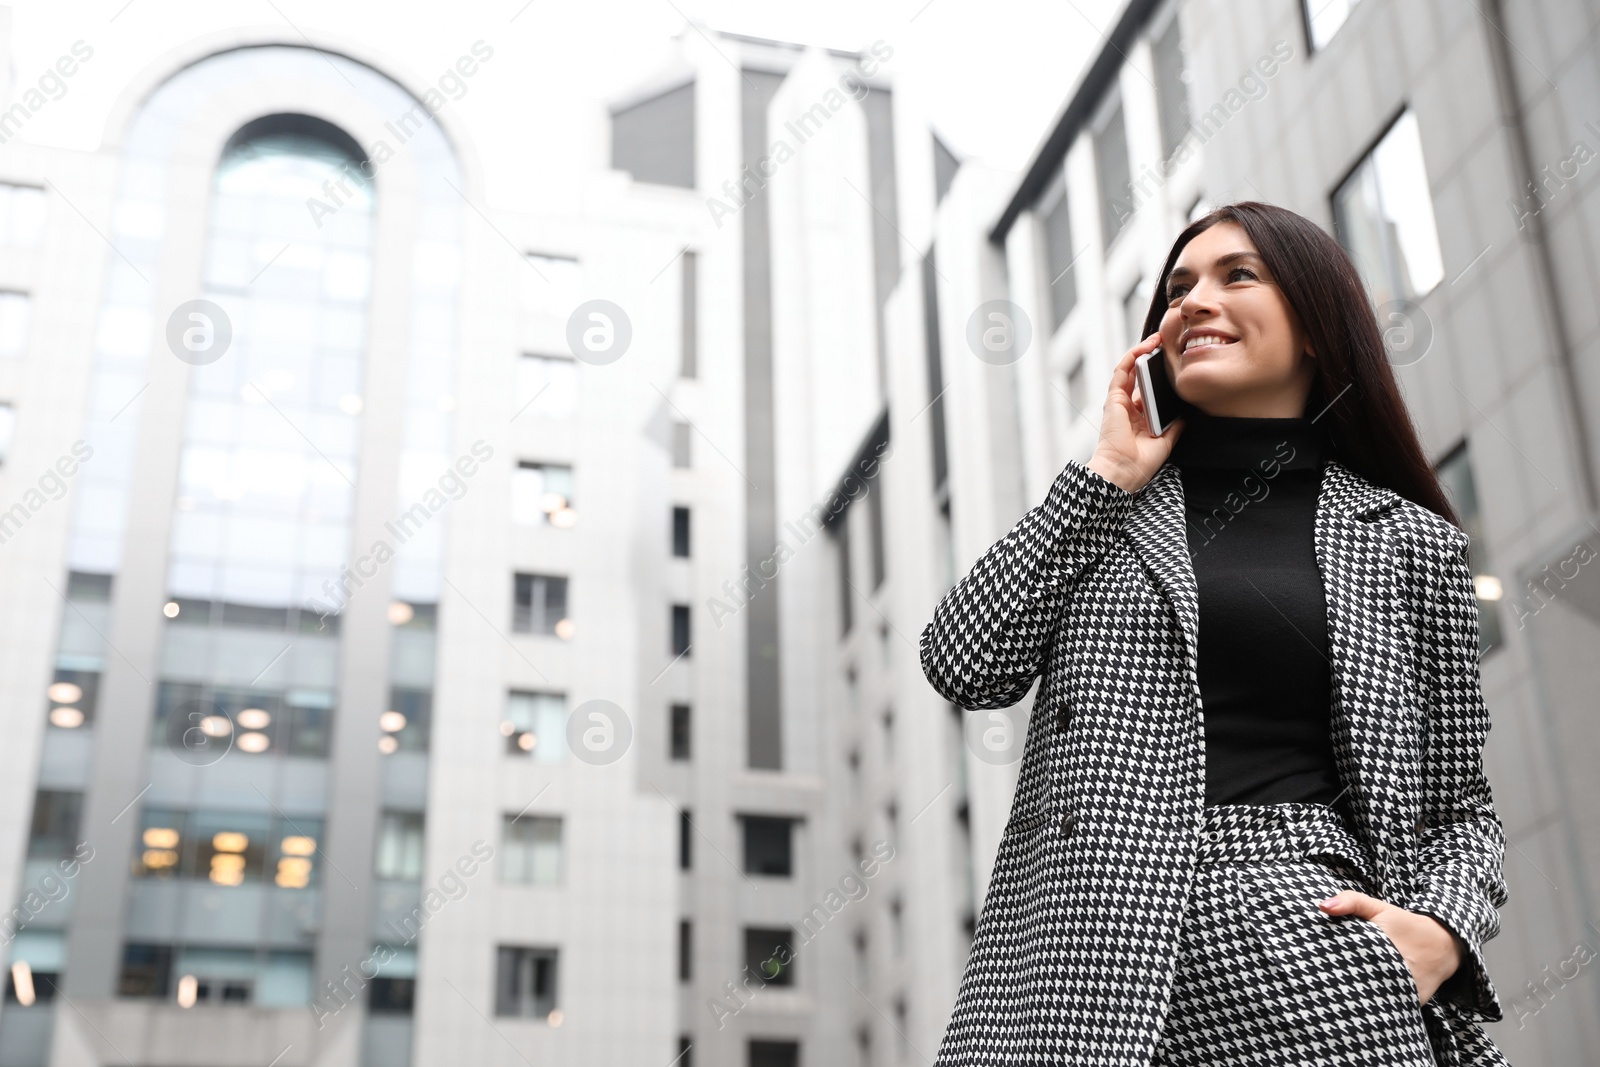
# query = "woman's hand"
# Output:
<box><xmin>1086</xmin><ymin>332</ymin><xmax>1186</xmax><ymax>494</ymax></box>
<box><xmin>1318</xmin><ymin>890</ymin><xmax>1464</xmax><ymax>1004</ymax></box>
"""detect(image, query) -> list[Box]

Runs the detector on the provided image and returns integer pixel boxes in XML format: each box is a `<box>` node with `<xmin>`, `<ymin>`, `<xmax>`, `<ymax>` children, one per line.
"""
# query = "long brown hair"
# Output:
<box><xmin>1138</xmin><ymin>200</ymin><xmax>1462</xmax><ymax>529</ymax></box>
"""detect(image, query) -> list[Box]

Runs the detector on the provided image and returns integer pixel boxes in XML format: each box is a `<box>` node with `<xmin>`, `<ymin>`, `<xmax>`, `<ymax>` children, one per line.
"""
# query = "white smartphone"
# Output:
<box><xmin>1134</xmin><ymin>347</ymin><xmax>1181</xmax><ymax>436</ymax></box>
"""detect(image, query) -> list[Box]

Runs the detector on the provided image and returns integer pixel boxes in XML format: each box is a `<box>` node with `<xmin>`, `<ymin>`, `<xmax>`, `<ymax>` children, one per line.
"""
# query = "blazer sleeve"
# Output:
<box><xmin>1395</xmin><ymin>530</ymin><xmax>1509</xmax><ymax>1023</ymax></box>
<box><xmin>918</xmin><ymin>458</ymin><xmax>1137</xmax><ymax>710</ymax></box>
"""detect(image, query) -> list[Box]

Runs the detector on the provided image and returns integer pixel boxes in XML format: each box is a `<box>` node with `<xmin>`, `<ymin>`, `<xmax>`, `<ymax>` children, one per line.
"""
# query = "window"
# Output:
<box><xmin>881</xmin><ymin>709</ymin><xmax>895</xmax><ymax>763</ymax></box>
<box><xmin>885</xmin><ymin>798</ymin><xmax>899</xmax><ymax>852</ymax></box>
<box><xmin>512</xmin><ymin>462</ymin><xmax>576</xmax><ymax>527</ymax></box>
<box><xmin>130</xmin><ymin>808</ymin><xmax>321</xmax><ymax>888</ymax></box>
<box><xmin>681</xmin><ymin>250</ymin><xmax>698</xmax><ymax>376</ymax></box>
<box><xmin>0</xmin><ymin>402</ymin><xmax>13</xmax><ymax>465</ymax></box>
<box><xmin>516</xmin><ymin>354</ymin><xmax>578</xmax><ymax>418</ymax></box>
<box><xmin>151</xmin><ymin>679</ymin><xmax>332</xmax><ymax>759</ymax></box>
<box><xmin>866</xmin><ymin>471</ymin><xmax>885</xmax><ymax>590</ymax></box>
<box><xmin>1039</xmin><ymin>167</ymin><xmax>1078</xmax><ymax>330</ymax></box>
<box><xmin>1304</xmin><ymin>0</ymin><xmax>1360</xmax><ymax>50</ymax></box>
<box><xmin>504</xmin><ymin>690</ymin><xmax>567</xmax><ymax>760</ymax></box>
<box><xmin>519</xmin><ymin>253</ymin><xmax>582</xmax><ymax>321</ymax></box>
<box><xmin>679</xmin><ymin>1036</ymin><xmax>694</xmax><ymax>1067</ymax></box>
<box><xmin>26</xmin><ymin>791</ymin><xmax>83</xmax><ymax>860</ymax></box>
<box><xmin>0</xmin><ymin>183</ymin><xmax>47</xmax><ymax>246</ymax></box>
<box><xmin>375</xmin><ymin>811</ymin><xmax>425</xmax><ymax>881</ymax></box>
<box><xmin>1093</xmin><ymin>95</ymin><xmax>1133</xmax><ymax>248</ymax></box>
<box><xmin>495</xmin><ymin>946</ymin><xmax>559</xmax><ymax>1018</ymax></box>
<box><xmin>836</xmin><ymin>516</ymin><xmax>853</xmax><ymax>636</ymax></box>
<box><xmin>367</xmin><ymin>946</ymin><xmax>416</xmax><ymax>1015</ymax></box>
<box><xmin>678</xmin><ymin>919</ymin><xmax>692</xmax><ymax>982</ymax></box>
<box><xmin>743</xmin><ymin>927</ymin><xmax>795</xmax><ymax>987</ymax></box>
<box><xmin>1436</xmin><ymin>443</ymin><xmax>1503</xmax><ymax>655</ymax></box>
<box><xmin>383</xmin><ymin>686</ymin><xmax>432</xmax><ymax>754</ymax></box>
<box><xmin>117</xmin><ymin>944</ymin><xmax>312</xmax><ymax>1006</ymax></box>
<box><xmin>1151</xmin><ymin>14</ymin><xmax>1191</xmax><ymax>164</ymax></box>
<box><xmin>921</xmin><ymin>244</ymin><xmax>949</xmax><ymax>489</ymax></box>
<box><xmin>610</xmin><ymin>80</ymin><xmax>696</xmax><ymax>189</ymax></box>
<box><xmin>671</xmin><ymin>604</ymin><xmax>691</xmax><ymax>657</ymax></box>
<box><xmin>679</xmin><ymin>809</ymin><xmax>692</xmax><ymax>870</ymax></box>
<box><xmin>1332</xmin><ymin>109</ymin><xmax>1443</xmax><ymax>309</ymax></box>
<box><xmin>889</xmin><ymin>895</ymin><xmax>904</xmax><ymax>956</ymax></box>
<box><xmin>501</xmin><ymin>814</ymin><xmax>562</xmax><ymax>884</ymax></box>
<box><xmin>6</xmin><ymin>931</ymin><xmax>62</xmax><ymax>1005</ymax></box>
<box><xmin>0</xmin><ymin>292</ymin><xmax>31</xmax><ymax>358</ymax></box>
<box><xmin>672</xmin><ymin>421</ymin><xmax>692</xmax><ymax>467</ymax></box>
<box><xmin>670</xmin><ymin>703</ymin><xmax>691</xmax><ymax>761</ymax></box>
<box><xmin>853</xmin><ymin>929</ymin><xmax>868</xmax><ymax>985</ymax></box>
<box><xmin>750</xmin><ymin>1041</ymin><xmax>800</xmax><ymax>1067</ymax></box>
<box><xmin>672</xmin><ymin>506</ymin><xmax>691</xmax><ymax>557</ymax></box>
<box><xmin>742</xmin><ymin>816</ymin><xmax>794</xmax><ymax>877</ymax></box>
<box><xmin>513</xmin><ymin>573</ymin><xmax>570</xmax><ymax>636</ymax></box>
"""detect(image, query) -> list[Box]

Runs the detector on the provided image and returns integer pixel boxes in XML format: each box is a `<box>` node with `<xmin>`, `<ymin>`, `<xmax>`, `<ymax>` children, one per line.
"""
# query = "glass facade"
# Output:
<box><xmin>1332</xmin><ymin>109</ymin><xmax>1444</xmax><ymax>310</ymax></box>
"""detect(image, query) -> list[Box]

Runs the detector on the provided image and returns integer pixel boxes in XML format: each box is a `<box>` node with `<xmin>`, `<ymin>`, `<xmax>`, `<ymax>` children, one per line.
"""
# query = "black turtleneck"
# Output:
<box><xmin>1167</xmin><ymin>409</ymin><xmax>1342</xmax><ymax>807</ymax></box>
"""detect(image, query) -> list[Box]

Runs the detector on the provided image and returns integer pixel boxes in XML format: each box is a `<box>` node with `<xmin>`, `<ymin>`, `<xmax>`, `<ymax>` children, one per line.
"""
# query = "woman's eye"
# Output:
<box><xmin>1167</xmin><ymin>267</ymin><xmax>1257</xmax><ymax>300</ymax></box>
<box><xmin>1229</xmin><ymin>267</ymin><xmax>1256</xmax><ymax>282</ymax></box>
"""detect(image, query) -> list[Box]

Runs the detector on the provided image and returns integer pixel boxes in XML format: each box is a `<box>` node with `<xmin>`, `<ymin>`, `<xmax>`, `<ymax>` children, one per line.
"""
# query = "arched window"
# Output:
<box><xmin>155</xmin><ymin>113</ymin><xmax>376</xmax><ymax>760</ymax></box>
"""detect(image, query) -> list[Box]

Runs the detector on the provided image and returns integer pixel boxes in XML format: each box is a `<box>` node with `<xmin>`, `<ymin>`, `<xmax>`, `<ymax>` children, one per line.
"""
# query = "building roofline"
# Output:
<box><xmin>988</xmin><ymin>0</ymin><xmax>1164</xmax><ymax>245</ymax></box>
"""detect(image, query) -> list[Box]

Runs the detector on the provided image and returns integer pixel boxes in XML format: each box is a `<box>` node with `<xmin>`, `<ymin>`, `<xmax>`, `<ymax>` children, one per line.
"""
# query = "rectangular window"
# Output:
<box><xmin>384</xmin><ymin>686</ymin><xmax>432</xmax><ymax>753</ymax></box>
<box><xmin>866</xmin><ymin>472</ymin><xmax>885</xmax><ymax>590</ymax></box>
<box><xmin>678</xmin><ymin>919</ymin><xmax>692</xmax><ymax>982</ymax></box>
<box><xmin>1304</xmin><ymin>0</ymin><xmax>1359</xmax><ymax>50</ymax></box>
<box><xmin>495</xmin><ymin>946</ymin><xmax>559</xmax><ymax>1018</ymax></box>
<box><xmin>610</xmin><ymin>81</ymin><xmax>696</xmax><ymax>189</ymax></box>
<box><xmin>0</xmin><ymin>402</ymin><xmax>13</xmax><ymax>466</ymax></box>
<box><xmin>671</xmin><ymin>604</ymin><xmax>691</xmax><ymax>657</ymax></box>
<box><xmin>681</xmin><ymin>250</ymin><xmax>698</xmax><ymax>377</ymax></box>
<box><xmin>504</xmin><ymin>691</ymin><xmax>567</xmax><ymax>761</ymax></box>
<box><xmin>672</xmin><ymin>506</ymin><xmax>691</xmax><ymax>557</ymax></box>
<box><xmin>117</xmin><ymin>945</ymin><xmax>311</xmax><ymax>1006</ymax></box>
<box><xmin>1039</xmin><ymin>167</ymin><xmax>1078</xmax><ymax>330</ymax></box>
<box><xmin>131</xmin><ymin>809</ymin><xmax>322</xmax><ymax>888</ymax></box>
<box><xmin>1093</xmin><ymin>95</ymin><xmax>1133</xmax><ymax>249</ymax></box>
<box><xmin>743</xmin><ymin>927</ymin><xmax>795</xmax><ymax>987</ymax></box>
<box><xmin>0</xmin><ymin>292</ymin><xmax>31</xmax><ymax>359</ymax></box>
<box><xmin>835</xmin><ymin>516</ymin><xmax>853</xmax><ymax>637</ymax></box>
<box><xmin>515</xmin><ymin>354</ymin><xmax>578</xmax><ymax>419</ymax></box>
<box><xmin>501</xmin><ymin>814</ymin><xmax>563</xmax><ymax>885</ymax></box>
<box><xmin>1331</xmin><ymin>109</ymin><xmax>1443</xmax><ymax>310</ymax></box>
<box><xmin>679</xmin><ymin>809</ymin><xmax>692</xmax><ymax>870</ymax></box>
<box><xmin>26</xmin><ymin>791</ymin><xmax>83</xmax><ymax>860</ymax></box>
<box><xmin>921</xmin><ymin>243</ymin><xmax>949</xmax><ymax>488</ymax></box>
<box><xmin>1436</xmin><ymin>442</ymin><xmax>1502</xmax><ymax>656</ymax></box>
<box><xmin>117</xmin><ymin>943</ymin><xmax>173</xmax><ymax>998</ymax></box>
<box><xmin>519</xmin><ymin>253</ymin><xmax>582</xmax><ymax>320</ymax></box>
<box><xmin>375</xmin><ymin>811</ymin><xmax>425</xmax><ymax>881</ymax></box>
<box><xmin>1123</xmin><ymin>276</ymin><xmax>1149</xmax><ymax>350</ymax></box>
<box><xmin>670</xmin><ymin>703</ymin><xmax>691</xmax><ymax>761</ymax></box>
<box><xmin>0</xmin><ymin>183</ymin><xmax>47</xmax><ymax>247</ymax></box>
<box><xmin>1151</xmin><ymin>14</ymin><xmax>1191</xmax><ymax>165</ymax></box>
<box><xmin>367</xmin><ymin>946</ymin><xmax>416</xmax><ymax>1015</ymax></box>
<box><xmin>513</xmin><ymin>573</ymin><xmax>569</xmax><ymax>635</ymax></box>
<box><xmin>749</xmin><ymin>1041</ymin><xmax>800</xmax><ymax>1067</ymax></box>
<box><xmin>671</xmin><ymin>422</ymin><xmax>692</xmax><ymax>468</ymax></box>
<box><xmin>512</xmin><ymin>462</ymin><xmax>576</xmax><ymax>526</ymax></box>
<box><xmin>741</xmin><ymin>815</ymin><xmax>794</xmax><ymax>877</ymax></box>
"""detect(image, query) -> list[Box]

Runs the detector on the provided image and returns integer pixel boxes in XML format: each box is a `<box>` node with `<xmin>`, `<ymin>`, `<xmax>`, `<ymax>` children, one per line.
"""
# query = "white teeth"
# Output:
<box><xmin>1184</xmin><ymin>335</ymin><xmax>1234</xmax><ymax>351</ymax></box>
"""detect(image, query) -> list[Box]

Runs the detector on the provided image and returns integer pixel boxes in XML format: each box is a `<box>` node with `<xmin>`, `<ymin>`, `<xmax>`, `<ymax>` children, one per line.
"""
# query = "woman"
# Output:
<box><xmin>920</xmin><ymin>202</ymin><xmax>1509</xmax><ymax>1066</ymax></box>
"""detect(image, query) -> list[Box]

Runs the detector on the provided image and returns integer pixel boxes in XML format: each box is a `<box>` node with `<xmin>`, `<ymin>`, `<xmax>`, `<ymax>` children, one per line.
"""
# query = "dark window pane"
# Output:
<box><xmin>749</xmin><ymin>1040</ymin><xmax>799</xmax><ymax>1067</ymax></box>
<box><xmin>1041</xmin><ymin>171</ymin><xmax>1077</xmax><ymax>329</ymax></box>
<box><xmin>513</xmin><ymin>573</ymin><xmax>569</xmax><ymax>635</ymax></box>
<box><xmin>369</xmin><ymin>976</ymin><xmax>415</xmax><ymax>1014</ymax></box>
<box><xmin>494</xmin><ymin>946</ymin><xmax>559</xmax><ymax>1017</ymax></box>
<box><xmin>118</xmin><ymin>943</ymin><xmax>173</xmax><ymax>998</ymax></box>
<box><xmin>743</xmin><ymin>928</ymin><xmax>795</xmax><ymax>987</ymax></box>
<box><xmin>386</xmin><ymin>687</ymin><xmax>432</xmax><ymax>753</ymax></box>
<box><xmin>672</xmin><ymin>506</ymin><xmax>691</xmax><ymax>558</ymax></box>
<box><xmin>670</xmin><ymin>703</ymin><xmax>691</xmax><ymax>761</ymax></box>
<box><xmin>1094</xmin><ymin>96</ymin><xmax>1132</xmax><ymax>247</ymax></box>
<box><xmin>678</xmin><ymin>919</ymin><xmax>692</xmax><ymax>982</ymax></box>
<box><xmin>679</xmin><ymin>809</ymin><xmax>692</xmax><ymax>870</ymax></box>
<box><xmin>671</xmin><ymin>604</ymin><xmax>691</xmax><ymax>657</ymax></box>
<box><xmin>45</xmin><ymin>667</ymin><xmax>100</xmax><ymax>729</ymax></box>
<box><xmin>681</xmin><ymin>252</ymin><xmax>697</xmax><ymax>377</ymax></box>
<box><xmin>742</xmin><ymin>816</ymin><xmax>793</xmax><ymax>877</ymax></box>
<box><xmin>26</xmin><ymin>791</ymin><xmax>82</xmax><ymax>860</ymax></box>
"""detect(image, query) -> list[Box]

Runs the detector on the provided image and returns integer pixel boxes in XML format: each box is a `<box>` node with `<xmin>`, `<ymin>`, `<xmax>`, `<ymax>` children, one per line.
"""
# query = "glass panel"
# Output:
<box><xmin>504</xmin><ymin>691</ymin><xmax>567</xmax><ymax>762</ymax></box>
<box><xmin>1331</xmin><ymin>110</ymin><xmax>1443</xmax><ymax>308</ymax></box>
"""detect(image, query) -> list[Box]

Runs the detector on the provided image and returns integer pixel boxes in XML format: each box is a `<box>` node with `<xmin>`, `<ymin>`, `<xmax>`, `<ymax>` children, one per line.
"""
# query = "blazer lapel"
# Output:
<box><xmin>1122</xmin><ymin>457</ymin><xmax>1409</xmax><ymax>881</ymax></box>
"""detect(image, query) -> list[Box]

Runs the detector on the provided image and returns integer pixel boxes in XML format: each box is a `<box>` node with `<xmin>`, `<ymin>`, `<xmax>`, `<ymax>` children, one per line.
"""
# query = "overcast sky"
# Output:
<box><xmin>2</xmin><ymin>0</ymin><xmax>1118</xmax><ymax>202</ymax></box>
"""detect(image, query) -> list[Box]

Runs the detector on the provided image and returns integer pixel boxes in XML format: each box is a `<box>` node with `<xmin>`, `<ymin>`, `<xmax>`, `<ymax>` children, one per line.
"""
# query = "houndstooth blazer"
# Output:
<box><xmin>920</xmin><ymin>456</ymin><xmax>1509</xmax><ymax>1067</ymax></box>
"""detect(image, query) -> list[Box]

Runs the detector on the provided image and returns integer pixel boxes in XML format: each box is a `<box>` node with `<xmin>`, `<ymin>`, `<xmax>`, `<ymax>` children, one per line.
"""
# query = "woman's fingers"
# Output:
<box><xmin>1317</xmin><ymin>889</ymin><xmax>1386</xmax><ymax>919</ymax></box>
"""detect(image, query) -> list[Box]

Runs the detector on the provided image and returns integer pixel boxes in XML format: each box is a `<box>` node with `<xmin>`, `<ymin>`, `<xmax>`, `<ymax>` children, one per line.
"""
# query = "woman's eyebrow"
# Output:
<box><xmin>1166</xmin><ymin>251</ymin><xmax>1264</xmax><ymax>281</ymax></box>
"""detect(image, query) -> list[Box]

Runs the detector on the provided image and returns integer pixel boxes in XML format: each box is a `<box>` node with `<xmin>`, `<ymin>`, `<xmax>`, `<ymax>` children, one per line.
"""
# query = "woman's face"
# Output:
<box><xmin>1156</xmin><ymin>221</ymin><xmax>1315</xmax><ymax>418</ymax></box>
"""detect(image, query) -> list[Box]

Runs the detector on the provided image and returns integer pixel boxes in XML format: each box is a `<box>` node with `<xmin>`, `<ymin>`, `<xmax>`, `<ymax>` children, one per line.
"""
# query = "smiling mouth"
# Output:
<box><xmin>1181</xmin><ymin>337</ymin><xmax>1238</xmax><ymax>355</ymax></box>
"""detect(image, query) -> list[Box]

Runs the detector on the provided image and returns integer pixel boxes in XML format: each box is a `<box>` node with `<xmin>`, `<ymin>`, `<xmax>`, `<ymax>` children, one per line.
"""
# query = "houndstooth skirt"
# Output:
<box><xmin>1151</xmin><ymin>803</ymin><xmax>1510</xmax><ymax>1067</ymax></box>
